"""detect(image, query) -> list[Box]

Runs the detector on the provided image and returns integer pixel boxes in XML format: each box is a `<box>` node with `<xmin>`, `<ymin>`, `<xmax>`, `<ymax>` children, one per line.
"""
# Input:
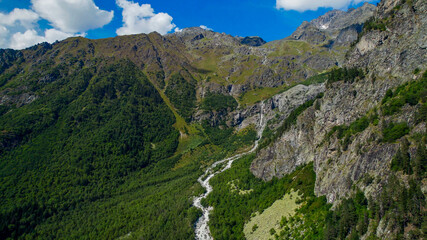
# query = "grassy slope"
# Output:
<box><xmin>244</xmin><ymin>190</ymin><xmax>300</xmax><ymax>240</ymax></box>
<box><xmin>238</xmin><ymin>72</ymin><xmax>328</xmax><ymax>107</ymax></box>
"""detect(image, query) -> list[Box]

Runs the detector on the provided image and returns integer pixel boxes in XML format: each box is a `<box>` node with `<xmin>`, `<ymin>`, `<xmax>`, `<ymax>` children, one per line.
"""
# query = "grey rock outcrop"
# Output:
<box><xmin>289</xmin><ymin>3</ymin><xmax>376</xmax><ymax>47</ymax></box>
<box><xmin>251</xmin><ymin>0</ymin><xmax>427</xmax><ymax>207</ymax></box>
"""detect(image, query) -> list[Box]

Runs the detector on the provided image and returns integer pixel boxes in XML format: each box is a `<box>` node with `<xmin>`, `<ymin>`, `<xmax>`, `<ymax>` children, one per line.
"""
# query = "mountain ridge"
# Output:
<box><xmin>0</xmin><ymin>1</ymin><xmax>426</xmax><ymax>239</ymax></box>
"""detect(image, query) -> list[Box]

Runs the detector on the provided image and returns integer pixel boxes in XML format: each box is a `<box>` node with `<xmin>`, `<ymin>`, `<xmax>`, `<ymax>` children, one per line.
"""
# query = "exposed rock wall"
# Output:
<box><xmin>194</xmin><ymin>84</ymin><xmax>325</xmax><ymax>131</ymax></box>
<box><xmin>251</xmin><ymin>0</ymin><xmax>427</xmax><ymax>205</ymax></box>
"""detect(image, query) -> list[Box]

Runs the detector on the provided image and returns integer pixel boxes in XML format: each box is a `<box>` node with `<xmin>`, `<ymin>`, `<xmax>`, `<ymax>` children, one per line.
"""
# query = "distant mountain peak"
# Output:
<box><xmin>288</xmin><ymin>3</ymin><xmax>376</xmax><ymax>45</ymax></box>
<box><xmin>239</xmin><ymin>36</ymin><xmax>267</xmax><ymax>47</ymax></box>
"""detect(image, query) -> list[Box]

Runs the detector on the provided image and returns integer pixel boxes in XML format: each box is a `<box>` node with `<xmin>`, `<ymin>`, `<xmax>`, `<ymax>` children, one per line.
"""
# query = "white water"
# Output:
<box><xmin>193</xmin><ymin>101</ymin><xmax>267</xmax><ymax>240</ymax></box>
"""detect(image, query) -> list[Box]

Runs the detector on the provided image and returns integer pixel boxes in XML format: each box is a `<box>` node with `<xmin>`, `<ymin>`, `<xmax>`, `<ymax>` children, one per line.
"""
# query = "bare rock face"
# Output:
<box><xmin>195</xmin><ymin>83</ymin><xmax>325</xmax><ymax>132</ymax></box>
<box><xmin>251</xmin><ymin>0</ymin><xmax>427</xmax><ymax>206</ymax></box>
<box><xmin>251</xmin><ymin>75</ymin><xmax>393</xmax><ymax>182</ymax></box>
<box><xmin>347</xmin><ymin>0</ymin><xmax>427</xmax><ymax>78</ymax></box>
<box><xmin>251</xmin><ymin>107</ymin><xmax>318</xmax><ymax>180</ymax></box>
<box><xmin>233</xmin><ymin>84</ymin><xmax>325</xmax><ymax>131</ymax></box>
<box><xmin>289</xmin><ymin>3</ymin><xmax>376</xmax><ymax>47</ymax></box>
<box><xmin>0</xmin><ymin>92</ymin><xmax>37</xmax><ymax>107</ymax></box>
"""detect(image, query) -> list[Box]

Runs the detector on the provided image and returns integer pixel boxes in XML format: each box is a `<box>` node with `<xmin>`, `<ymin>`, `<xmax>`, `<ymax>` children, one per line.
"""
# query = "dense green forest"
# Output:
<box><xmin>0</xmin><ymin>57</ymin><xmax>264</xmax><ymax>239</ymax></box>
<box><xmin>0</xmin><ymin>60</ymin><xmax>186</xmax><ymax>238</ymax></box>
<box><xmin>165</xmin><ymin>73</ymin><xmax>197</xmax><ymax>121</ymax></box>
<box><xmin>201</xmin><ymin>93</ymin><xmax>238</xmax><ymax>112</ymax></box>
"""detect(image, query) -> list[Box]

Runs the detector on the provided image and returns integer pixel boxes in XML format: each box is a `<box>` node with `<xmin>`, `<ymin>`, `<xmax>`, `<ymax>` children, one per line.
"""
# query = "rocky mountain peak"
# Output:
<box><xmin>313</xmin><ymin>3</ymin><xmax>376</xmax><ymax>31</ymax></box>
<box><xmin>289</xmin><ymin>3</ymin><xmax>375</xmax><ymax>45</ymax></box>
<box><xmin>238</xmin><ymin>36</ymin><xmax>267</xmax><ymax>47</ymax></box>
<box><xmin>311</xmin><ymin>9</ymin><xmax>346</xmax><ymax>30</ymax></box>
<box><xmin>176</xmin><ymin>26</ymin><xmax>212</xmax><ymax>35</ymax></box>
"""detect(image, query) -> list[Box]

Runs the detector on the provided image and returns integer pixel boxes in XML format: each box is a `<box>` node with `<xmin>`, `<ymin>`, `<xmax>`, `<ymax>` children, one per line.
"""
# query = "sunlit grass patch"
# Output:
<box><xmin>243</xmin><ymin>190</ymin><xmax>301</xmax><ymax>240</ymax></box>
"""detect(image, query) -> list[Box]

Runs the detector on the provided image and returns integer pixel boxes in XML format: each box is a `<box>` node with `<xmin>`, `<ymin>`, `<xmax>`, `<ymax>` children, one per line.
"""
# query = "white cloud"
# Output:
<box><xmin>200</xmin><ymin>25</ymin><xmax>213</xmax><ymax>31</ymax></box>
<box><xmin>31</xmin><ymin>0</ymin><xmax>114</xmax><ymax>33</ymax></box>
<box><xmin>0</xmin><ymin>26</ymin><xmax>9</xmax><ymax>48</ymax></box>
<box><xmin>0</xmin><ymin>8</ymin><xmax>78</xmax><ymax>49</ymax></box>
<box><xmin>10</xmin><ymin>29</ymin><xmax>65</xmax><ymax>49</ymax></box>
<box><xmin>0</xmin><ymin>0</ymin><xmax>111</xmax><ymax>50</ymax></box>
<box><xmin>276</xmin><ymin>0</ymin><xmax>373</xmax><ymax>12</ymax></box>
<box><xmin>174</xmin><ymin>27</ymin><xmax>183</xmax><ymax>33</ymax></box>
<box><xmin>9</xmin><ymin>29</ymin><xmax>78</xmax><ymax>50</ymax></box>
<box><xmin>116</xmin><ymin>0</ymin><xmax>176</xmax><ymax>35</ymax></box>
<box><xmin>0</xmin><ymin>8</ymin><xmax>39</xmax><ymax>28</ymax></box>
<box><xmin>0</xmin><ymin>8</ymin><xmax>41</xmax><ymax>49</ymax></box>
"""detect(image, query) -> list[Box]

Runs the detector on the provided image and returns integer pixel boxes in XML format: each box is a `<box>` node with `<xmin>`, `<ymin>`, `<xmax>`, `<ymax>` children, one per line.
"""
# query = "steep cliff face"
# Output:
<box><xmin>289</xmin><ymin>3</ymin><xmax>376</xmax><ymax>48</ymax></box>
<box><xmin>252</xmin><ymin>0</ymin><xmax>426</xmax><ymax>206</ymax></box>
<box><xmin>347</xmin><ymin>0</ymin><xmax>426</xmax><ymax>77</ymax></box>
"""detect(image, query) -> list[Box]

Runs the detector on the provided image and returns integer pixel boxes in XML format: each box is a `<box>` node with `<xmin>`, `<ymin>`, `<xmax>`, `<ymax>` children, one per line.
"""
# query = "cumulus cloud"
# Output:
<box><xmin>0</xmin><ymin>0</ymin><xmax>112</xmax><ymax>50</ymax></box>
<box><xmin>276</xmin><ymin>0</ymin><xmax>373</xmax><ymax>12</ymax></box>
<box><xmin>0</xmin><ymin>8</ymin><xmax>41</xmax><ymax>49</ymax></box>
<box><xmin>116</xmin><ymin>0</ymin><xmax>176</xmax><ymax>35</ymax></box>
<box><xmin>0</xmin><ymin>8</ymin><xmax>39</xmax><ymax>28</ymax></box>
<box><xmin>9</xmin><ymin>29</ymin><xmax>77</xmax><ymax>50</ymax></box>
<box><xmin>31</xmin><ymin>0</ymin><xmax>114</xmax><ymax>33</ymax></box>
<box><xmin>0</xmin><ymin>8</ymin><xmax>79</xmax><ymax>49</ymax></box>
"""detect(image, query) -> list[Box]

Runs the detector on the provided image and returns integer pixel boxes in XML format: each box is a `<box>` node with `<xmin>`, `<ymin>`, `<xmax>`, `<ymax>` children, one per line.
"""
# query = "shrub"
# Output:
<box><xmin>364</xmin><ymin>17</ymin><xmax>387</xmax><ymax>32</ymax></box>
<box><xmin>201</xmin><ymin>93</ymin><xmax>238</xmax><ymax>112</ymax></box>
<box><xmin>382</xmin><ymin>122</ymin><xmax>410</xmax><ymax>142</ymax></box>
<box><xmin>382</xmin><ymin>72</ymin><xmax>427</xmax><ymax>115</ymax></box>
<box><xmin>413</xmin><ymin>68</ymin><xmax>420</xmax><ymax>74</ymax></box>
<box><xmin>326</xmin><ymin>67</ymin><xmax>364</xmax><ymax>87</ymax></box>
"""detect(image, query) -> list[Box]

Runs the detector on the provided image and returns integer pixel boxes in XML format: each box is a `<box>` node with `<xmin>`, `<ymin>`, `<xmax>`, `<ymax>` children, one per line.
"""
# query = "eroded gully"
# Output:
<box><xmin>193</xmin><ymin>101</ymin><xmax>266</xmax><ymax>240</ymax></box>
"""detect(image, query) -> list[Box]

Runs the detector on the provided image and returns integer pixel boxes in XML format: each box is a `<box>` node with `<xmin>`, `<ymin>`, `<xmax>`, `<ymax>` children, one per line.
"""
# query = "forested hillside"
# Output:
<box><xmin>0</xmin><ymin>0</ymin><xmax>425</xmax><ymax>239</ymax></box>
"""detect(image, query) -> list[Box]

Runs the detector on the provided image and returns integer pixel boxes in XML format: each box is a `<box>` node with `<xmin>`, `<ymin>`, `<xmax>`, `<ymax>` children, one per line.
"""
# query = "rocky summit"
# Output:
<box><xmin>0</xmin><ymin>0</ymin><xmax>426</xmax><ymax>239</ymax></box>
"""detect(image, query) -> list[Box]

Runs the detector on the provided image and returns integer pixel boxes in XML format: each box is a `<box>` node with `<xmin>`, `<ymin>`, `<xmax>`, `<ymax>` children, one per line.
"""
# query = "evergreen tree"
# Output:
<box><xmin>414</xmin><ymin>141</ymin><xmax>426</xmax><ymax>179</ymax></box>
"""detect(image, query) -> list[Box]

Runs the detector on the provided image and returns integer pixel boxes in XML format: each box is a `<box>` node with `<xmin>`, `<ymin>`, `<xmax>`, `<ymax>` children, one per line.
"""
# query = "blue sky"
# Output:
<box><xmin>0</xmin><ymin>0</ymin><xmax>379</xmax><ymax>49</ymax></box>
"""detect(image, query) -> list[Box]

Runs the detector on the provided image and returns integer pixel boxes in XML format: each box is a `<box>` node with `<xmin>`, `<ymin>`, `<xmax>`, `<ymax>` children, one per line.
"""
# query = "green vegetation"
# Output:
<box><xmin>0</xmin><ymin>105</ymin><xmax>10</xmax><ymax>117</ymax></box>
<box><xmin>165</xmin><ymin>73</ymin><xmax>197</xmax><ymax>121</ymax></box>
<box><xmin>238</xmin><ymin>85</ymin><xmax>290</xmax><ymax>107</ymax></box>
<box><xmin>369</xmin><ymin>175</ymin><xmax>426</xmax><ymax>239</ymax></box>
<box><xmin>243</xmin><ymin>191</ymin><xmax>300</xmax><ymax>240</ymax></box>
<box><xmin>228</xmin><ymin>56</ymin><xmax>260</xmax><ymax>85</ymax></box>
<box><xmin>382</xmin><ymin>122</ymin><xmax>410</xmax><ymax>142</ymax></box>
<box><xmin>324</xmin><ymin>190</ymin><xmax>369</xmax><ymax>240</ymax></box>
<box><xmin>206</xmin><ymin>159</ymin><xmax>331</xmax><ymax>240</ymax></box>
<box><xmin>325</xmin><ymin>111</ymin><xmax>378</xmax><ymax>150</ymax></box>
<box><xmin>201</xmin><ymin>93</ymin><xmax>238</xmax><ymax>112</ymax></box>
<box><xmin>202</xmin><ymin>122</ymin><xmax>257</xmax><ymax>153</ymax></box>
<box><xmin>0</xmin><ymin>59</ymin><xmax>261</xmax><ymax>240</ymax></box>
<box><xmin>391</xmin><ymin>137</ymin><xmax>426</xmax><ymax>179</ymax></box>
<box><xmin>381</xmin><ymin>71</ymin><xmax>427</xmax><ymax>116</ymax></box>
<box><xmin>300</xmin><ymin>72</ymin><xmax>329</xmax><ymax>86</ymax></box>
<box><xmin>363</xmin><ymin>17</ymin><xmax>387</xmax><ymax>32</ymax></box>
<box><xmin>391</xmin><ymin>138</ymin><xmax>412</xmax><ymax>174</ymax></box>
<box><xmin>238</xmin><ymin>72</ymin><xmax>328</xmax><ymax>107</ymax></box>
<box><xmin>0</xmin><ymin>60</ymin><xmax>202</xmax><ymax>239</ymax></box>
<box><xmin>324</xmin><ymin>71</ymin><xmax>426</xmax><ymax>149</ymax></box>
<box><xmin>326</xmin><ymin>67</ymin><xmax>365</xmax><ymax>87</ymax></box>
<box><xmin>268</xmin><ymin>40</ymin><xmax>317</xmax><ymax>57</ymax></box>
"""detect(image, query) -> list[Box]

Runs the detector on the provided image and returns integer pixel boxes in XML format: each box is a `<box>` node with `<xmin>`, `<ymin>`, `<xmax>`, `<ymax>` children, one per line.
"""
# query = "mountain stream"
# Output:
<box><xmin>193</xmin><ymin>101</ymin><xmax>267</xmax><ymax>240</ymax></box>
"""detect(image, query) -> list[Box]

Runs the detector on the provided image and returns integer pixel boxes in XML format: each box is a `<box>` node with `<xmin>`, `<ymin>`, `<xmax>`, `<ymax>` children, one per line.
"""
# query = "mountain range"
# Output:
<box><xmin>0</xmin><ymin>0</ymin><xmax>426</xmax><ymax>239</ymax></box>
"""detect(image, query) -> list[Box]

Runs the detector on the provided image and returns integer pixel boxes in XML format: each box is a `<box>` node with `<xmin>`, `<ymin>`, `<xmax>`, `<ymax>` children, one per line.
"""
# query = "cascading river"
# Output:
<box><xmin>193</xmin><ymin>101</ymin><xmax>267</xmax><ymax>240</ymax></box>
